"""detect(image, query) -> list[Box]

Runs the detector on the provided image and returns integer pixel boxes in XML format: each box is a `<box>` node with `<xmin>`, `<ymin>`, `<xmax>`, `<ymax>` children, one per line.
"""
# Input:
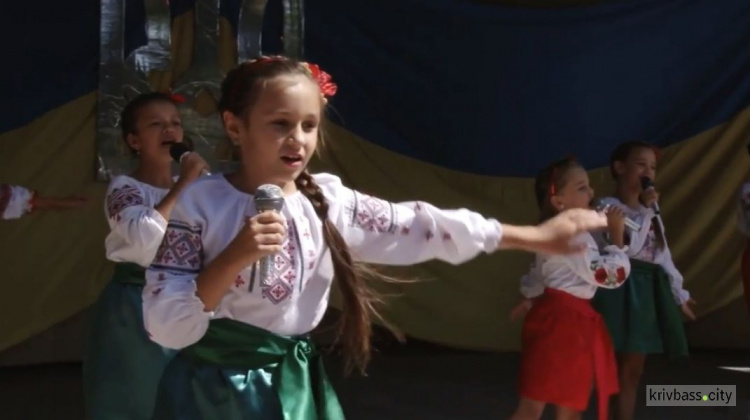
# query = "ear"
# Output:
<box><xmin>549</xmin><ymin>195</ymin><xmax>565</xmax><ymax>211</ymax></box>
<box><xmin>222</xmin><ymin>111</ymin><xmax>242</xmax><ymax>145</ymax></box>
<box><xmin>125</xmin><ymin>133</ymin><xmax>140</xmax><ymax>153</ymax></box>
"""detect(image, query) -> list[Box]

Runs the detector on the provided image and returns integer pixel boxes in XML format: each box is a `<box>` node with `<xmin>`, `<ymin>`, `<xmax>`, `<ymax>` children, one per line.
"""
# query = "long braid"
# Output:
<box><xmin>220</xmin><ymin>56</ymin><xmax>401</xmax><ymax>374</ymax></box>
<box><xmin>295</xmin><ymin>170</ymin><xmax>378</xmax><ymax>374</ymax></box>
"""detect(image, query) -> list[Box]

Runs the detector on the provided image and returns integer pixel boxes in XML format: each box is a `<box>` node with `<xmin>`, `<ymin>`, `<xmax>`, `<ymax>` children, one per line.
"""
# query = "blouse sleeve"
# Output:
<box><xmin>1</xmin><ymin>184</ymin><xmax>33</xmax><ymax>220</ymax></box>
<box><xmin>519</xmin><ymin>259</ymin><xmax>545</xmax><ymax>299</ymax></box>
<box><xmin>104</xmin><ymin>178</ymin><xmax>168</xmax><ymax>266</ymax></box>
<box><xmin>142</xmin><ymin>198</ymin><xmax>211</xmax><ymax>350</ymax></box>
<box><xmin>315</xmin><ymin>173</ymin><xmax>502</xmax><ymax>266</ymax></box>
<box><xmin>653</xmin><ymin>242</ymin><xmax>690</xmax><ymax>304</ymax></box>
<box><xmin>558</xmin><ymin>234</ymin><xmax>631</xmax><ymax>289</ymax></box>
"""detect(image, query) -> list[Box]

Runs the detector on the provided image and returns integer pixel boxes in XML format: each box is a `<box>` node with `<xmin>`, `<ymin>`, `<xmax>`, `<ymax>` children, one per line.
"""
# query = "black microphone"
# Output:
<box><xmin>640</xmin><ymin>177</ymin><xmax>660</xmax><ymax>215</ymax></box>
<box><xmin>592</xmin><ymin>198</ymin><xmax>641</xmax><ymax>232</ymax></box>
<box><xmin>169</xmin><ymin>143</ymin><xmax>210</xmax><ymax>175</ymax></box>
<box><xmin>254</xmin><ymin>184</ymin><xmax>285</xmax><ymax>286</ymax></box>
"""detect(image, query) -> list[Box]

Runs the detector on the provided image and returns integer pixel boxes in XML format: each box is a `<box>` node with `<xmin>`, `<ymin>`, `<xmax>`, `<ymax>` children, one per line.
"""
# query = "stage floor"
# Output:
<box><xmin>0</xmin><ymin>339</ymin><xmax>748</xmax><ymax>419</ymax></box>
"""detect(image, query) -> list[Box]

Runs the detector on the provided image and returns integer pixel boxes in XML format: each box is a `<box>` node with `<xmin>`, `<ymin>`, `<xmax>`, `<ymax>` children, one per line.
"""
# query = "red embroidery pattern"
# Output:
<box><xmin>349</xmin><ymin>191</ymin><xmax>398</xmax><ymax>233</ymax></box>
<box><xmin>0</xmin><ymin>184</ymin><xmax>10</xmax><ymax>215</ymax></box>
<box><xmin>153</xmin><ymin>222</ymin><xmax>203</xmax><ymax>273</ymax></box>
<box><xmin>106</xmin><ymin>184</ymin><xmax>145</xmax><ymax>218</ymax></box>
<box><xmin>593</xmin><ymin>268</ymin><xmax>608</xmax><ymax>284</ymax></box>
<box><xmin>262</xmin><ymin>219</ymin><xmax>297</xmax><ymax>304</ymax></box>
<box><xmin>234</xmin><ymin>275</ymin><xmax>246</xmax><ymax>288</ymax></box>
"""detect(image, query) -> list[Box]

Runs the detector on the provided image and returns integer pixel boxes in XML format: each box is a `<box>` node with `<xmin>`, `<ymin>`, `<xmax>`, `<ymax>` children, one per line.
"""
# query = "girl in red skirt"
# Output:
<box><xmin>510</xmin><ymin>157</ymin><xmax>630</xmax><ymax>420</ymax></box>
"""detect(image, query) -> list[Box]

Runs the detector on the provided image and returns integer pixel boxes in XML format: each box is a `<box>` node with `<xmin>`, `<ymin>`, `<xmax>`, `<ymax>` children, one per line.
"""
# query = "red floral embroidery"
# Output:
<box><xmin>234</xmin><ymin>275</ymin><xmax>246</xmax><ymax>288</ymax></box>
<box><xmin>425</xmin><ymin>230</ymin><xmax>434</xmax><ymax>241</ymax></box>
<box><xmin>594</xmin><ymin>268</ymin><xmax>608</xmax><ymax>284</ymax></box>
<box><xmin>442</xmin><ymin>232</ymin><xmax>452</xmax><ymax>240</ymax></box>
<box><xmin>151</xmin><ymin>288</ymin><xmax>163</xmax><ymax>295</ymax></box>
<box><xmin>615</xmin><ymin>267</ymin><xmax>627</xmax><ymax>283</ymax></box>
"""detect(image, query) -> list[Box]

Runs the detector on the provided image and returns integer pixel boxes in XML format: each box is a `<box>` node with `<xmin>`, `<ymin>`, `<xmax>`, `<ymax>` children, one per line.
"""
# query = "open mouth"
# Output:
<box><xmin>280</xmin><ymin>154</ymin><xmax>303</xmax><ymax>166</ymax></box>
<box><xmin>161</xmin><ymin>139</ymin><xmax>178</xmax><ymax>146</ymax></box>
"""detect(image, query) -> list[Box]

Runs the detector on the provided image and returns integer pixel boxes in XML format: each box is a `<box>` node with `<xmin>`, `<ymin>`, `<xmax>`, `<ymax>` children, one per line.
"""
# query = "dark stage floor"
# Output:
<box><xmin>0</xmin><ymin>339</ymin><xmax>748</xmax><ymax>419</ymax></box>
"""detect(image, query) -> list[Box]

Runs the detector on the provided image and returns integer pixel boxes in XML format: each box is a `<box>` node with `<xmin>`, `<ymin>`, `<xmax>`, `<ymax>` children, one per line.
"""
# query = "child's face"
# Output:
<box><xmin>615</xmin><ymin>147</ymin><xmax>657</xmax><ymax>188</ymax></box>
<box><xmin>228</xmin><ymin>74</ymin><xmax>321</xmax><ymax>188</ymax></box>
<box><xmin>126</xmin><ymin>101</ymin><xmax>183</xmax><ymax>163</ymax></box>
<box><xmin>551</xmin><ymin>166</ymin><xmax>594</xmax><ymax>212</ymax></box>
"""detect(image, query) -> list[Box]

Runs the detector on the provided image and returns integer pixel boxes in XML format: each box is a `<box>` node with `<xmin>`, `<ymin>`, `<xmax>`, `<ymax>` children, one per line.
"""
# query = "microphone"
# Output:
<box><xmin>592</xmin><ymin>198</ymin><xmax>641</xmax><ymax>232</ymax></box>
<box><xmin>169</xmin><ymin>143</ymin><xmax>210</xmax><ymax>175</ymax></box>
<box><xmin>254</xmin><ymin>184</ymin><xmax>285</xmax><ymax>286</ymax></box>
<box><xmin>640</xmin><ymin>177</ymin><xmax>660</xmax><ymax>215</ymax></box>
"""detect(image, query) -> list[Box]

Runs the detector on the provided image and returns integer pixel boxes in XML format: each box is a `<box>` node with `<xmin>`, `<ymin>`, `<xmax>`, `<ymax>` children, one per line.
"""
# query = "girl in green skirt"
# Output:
<box><xmin>592</xmin><ymin>141</ymin><xmax>696</xmax><ymax>420</ymax></box>
<box><xmin>142</xmin><ymin>56</ymin><xmax>610</xmax><ymax>420</ymax></box>
<box><xmin>83</xmin><ymin>92</ymin><xmax>208</xmax><ymax>419</ymax></box>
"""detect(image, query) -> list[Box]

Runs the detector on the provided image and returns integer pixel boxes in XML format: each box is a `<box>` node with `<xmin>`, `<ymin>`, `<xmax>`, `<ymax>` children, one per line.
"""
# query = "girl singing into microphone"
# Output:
<box><xmin>83</xmin><ymin>92</ymin><xmax>209</xmax><ymax>419</ymax></box>
<box><xmin>509</xmin><ymin>157</ymin><xmax>630</xmax><ymax>420</ymax></box>
<box><xmin>142</xmin><ymin>56</ymin><xmax>609</xmax><ymax>420</ymax></box>
<box><xmin>591</xmin><ymin>141</ymin><xmax>694</xmax><ymax>420</ymax></box>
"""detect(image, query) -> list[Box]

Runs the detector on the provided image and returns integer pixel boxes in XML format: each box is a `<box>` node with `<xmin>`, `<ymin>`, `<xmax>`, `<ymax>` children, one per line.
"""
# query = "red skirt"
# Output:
<box><xmin>518</xmin><ymin>288</ymin><xmax>618</xmax><ymax>420</ymax></box>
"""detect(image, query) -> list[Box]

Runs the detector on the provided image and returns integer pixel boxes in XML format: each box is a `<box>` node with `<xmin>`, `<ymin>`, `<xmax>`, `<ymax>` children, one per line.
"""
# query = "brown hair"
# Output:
<box><xmin>534</xmin><ymin>157</ymin><xmax>582</xmax><ymax>222</ymax></box>
<box><xmin>219</xmin><ymin>57</ymin><xmax>396</xmax><ymax>374</ymax></box>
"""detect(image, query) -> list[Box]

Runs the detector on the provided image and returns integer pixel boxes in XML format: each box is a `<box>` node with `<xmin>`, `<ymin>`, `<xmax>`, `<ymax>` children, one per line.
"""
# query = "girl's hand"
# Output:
<box><xmin>178</xmin><ymin>152</ymin><xmax>210</xmax><ymax>184</ymax></box>
<box><xmin>510</xmin><ymin>299</ymin><xmax>534</xmax><ymax>321</ymax></box>
<box><xmin>224</xmin><ymin>211</ymin><xmax>286</xmax><ymax>267</ymax></box>
<box><xmin>606</xmin><ymin>206</ymin><xmax>626</xmax><ymax>247</ymax></box>
<box><xmin>501</xmin><ymin>209</ymin><xmax>607</xmax><ymax>254</ymax></box>
<box><xmin>681</xmin><ymin>297</ymin><xmax>697</xmax><ymax>321</ymax></box>
<box><xmin>639</xmin><ymin>188</ymin><xmax>660</xmax><ymax>208</ymax></box>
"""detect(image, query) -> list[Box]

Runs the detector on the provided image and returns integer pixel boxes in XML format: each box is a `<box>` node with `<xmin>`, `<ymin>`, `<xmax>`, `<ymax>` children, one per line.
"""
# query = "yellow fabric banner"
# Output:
<box><xmin>0</xmin><ymin>13</ymin><xmax>746</xmax><ymax>352</ymax></box>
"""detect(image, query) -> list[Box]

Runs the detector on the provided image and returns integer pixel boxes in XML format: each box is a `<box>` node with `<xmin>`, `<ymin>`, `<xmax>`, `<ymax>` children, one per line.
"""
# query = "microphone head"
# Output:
<box><xmin>169</xmin><ymin>142</ymin><xmax>191</xmax><ymax>163</ymax></box>
<box><xmin>640</xmin><ymin>177</ymin><xmax>654</xmax><ymax>190</ymax></box>
<box><xmin>254</xmin><ymin>184</ymin><xmax>285</xmax><ymax>212</ymax></box>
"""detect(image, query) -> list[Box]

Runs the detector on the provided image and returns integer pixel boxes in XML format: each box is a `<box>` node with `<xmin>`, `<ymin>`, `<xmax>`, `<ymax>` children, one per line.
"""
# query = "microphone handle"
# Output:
<box><xmin>256</xmin><ymin>208</ymin><xmax>279</xmax><ymax>286</ymax></box>
<box><xmin>623</xmin><ymin>217</ymin><xmax>641</xmax><ymax>232</ymax></box>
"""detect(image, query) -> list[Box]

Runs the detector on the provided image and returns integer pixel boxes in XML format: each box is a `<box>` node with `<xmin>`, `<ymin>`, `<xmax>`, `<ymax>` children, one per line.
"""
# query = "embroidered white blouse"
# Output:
<box><xmin>143</xmin><ymin>173</ymin><xmax>503</xmax><ymax>350</ymax></box>
<box><xmin>104</xmin><ymin>175</ymin><xmax>170</xmax><ymax>267</ymax></box>
<box><xmin>519</xmin><ymin>233</ymin><xmax>630</xmax><ymax>300</ymax></box>
<box><xmin>1</xmin><ymin>184</ymin><xmax>33</xmax><ymax>220</ymax></box>
<box><xmin>598</xmin><ymin>197</ymin><xmax>689</xmax><ymax>304</ymax></box>
<box><xmin>737</xmin><ymin>182</ymin><xmax>750</xmax><ymax>237</ymax></box>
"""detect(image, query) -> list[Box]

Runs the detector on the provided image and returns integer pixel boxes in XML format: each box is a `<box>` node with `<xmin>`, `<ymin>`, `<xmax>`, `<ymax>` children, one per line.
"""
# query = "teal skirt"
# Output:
<box><xmin>152</xmin><ymin>318</ymin><xmax>345</xmax><ymax>420</ymax></box>
<box><xmin>591</xmin><ymin>259</ymin><xmax>688</xmax><ymax>358</ymax></box>
<box><xmin>83</xmin><ymin>263</ymin><xmax>177</xmax><ymax>420</ymax></box>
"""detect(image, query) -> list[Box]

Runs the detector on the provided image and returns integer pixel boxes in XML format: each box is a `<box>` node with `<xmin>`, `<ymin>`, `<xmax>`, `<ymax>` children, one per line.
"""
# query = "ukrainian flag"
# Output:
<box><xmin>0</xmin><ymin>0</ymin><xmax>748</xmax><ymax>356</ymax></box>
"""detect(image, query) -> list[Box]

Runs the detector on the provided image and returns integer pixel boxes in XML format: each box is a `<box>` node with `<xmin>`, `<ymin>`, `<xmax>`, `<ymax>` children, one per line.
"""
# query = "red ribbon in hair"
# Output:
<box><xmin>248</xmin><ymin>56</ymin><xmax>338</xmax><ymax>98</ymax></box>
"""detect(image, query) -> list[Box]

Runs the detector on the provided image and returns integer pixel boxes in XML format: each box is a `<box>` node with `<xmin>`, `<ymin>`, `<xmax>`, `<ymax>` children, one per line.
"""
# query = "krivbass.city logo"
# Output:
<box><xmin>646</xmin><ymin>385</ymin><xmax>736</xmax><ymax>407</ymax></box>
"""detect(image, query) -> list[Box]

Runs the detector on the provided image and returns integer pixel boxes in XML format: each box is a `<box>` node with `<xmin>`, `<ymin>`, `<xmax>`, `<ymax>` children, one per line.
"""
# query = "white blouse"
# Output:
<box><xmin>1</xmin><ymin>184</ymin><xmax>33</xmax><ymax>220</ymax></box>
<box><xmin>144</xmin><ymin>173</ymin><xmax>503</xmax><ymax>350</ymax></box>
<box><xmin>737</xmin><ymin>183</ymin><xmax>750</xmax><ymax>237</ymax></box>
<box><xmin>520</xmin><ymin>233</ymin><xmax>631</xmax><ymax>300</ymax></box>
<box><xmin>599</xmin><ymin>197</ymin><xmax>689</xmax><ymax>304</ymax></box>
<box><xmin>104</xmin><ymin>175</ymin><xmax>170</xmax><ymax>267</ymax></box>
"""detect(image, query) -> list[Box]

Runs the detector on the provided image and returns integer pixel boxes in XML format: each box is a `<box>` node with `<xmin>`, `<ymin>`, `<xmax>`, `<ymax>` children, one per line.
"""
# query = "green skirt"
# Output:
<box><xmin>83</xmin><ymin>263</ymin><xmax>177</xmax><ymax>420</ymax></box>
<box><xmin>591</xmin><ymin>259</ymin><xmax>688</xmax><ymax>358</ymax></box>
<box><xmin>152</xmin><ymin>318</ymin><xmax>345</xmax><ymax>420</ymax></box>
